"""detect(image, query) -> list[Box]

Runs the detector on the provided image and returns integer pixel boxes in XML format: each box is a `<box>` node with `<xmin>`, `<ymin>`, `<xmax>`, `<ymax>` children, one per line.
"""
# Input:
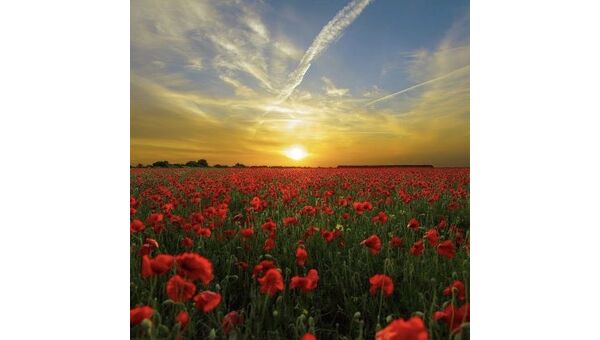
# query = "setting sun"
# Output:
<box><xmin>283</xmin><ymin>145</ymin><xmax>308</xmax><ymax>161</ymax></box>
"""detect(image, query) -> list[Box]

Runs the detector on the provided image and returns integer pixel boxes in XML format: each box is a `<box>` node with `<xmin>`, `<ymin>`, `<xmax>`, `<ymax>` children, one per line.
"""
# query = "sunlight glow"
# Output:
<box><xmin>283</xmin><ymin>145</ymin><xmax>308</xmax><ymax>161</ymax></box>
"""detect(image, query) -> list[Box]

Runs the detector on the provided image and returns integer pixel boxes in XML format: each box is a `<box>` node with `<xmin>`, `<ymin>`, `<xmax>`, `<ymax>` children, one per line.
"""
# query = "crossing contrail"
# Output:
<box><xmin>365</xmin><ymin>65</ymin><xmax>469</xmax><ymax>106</ymax></box>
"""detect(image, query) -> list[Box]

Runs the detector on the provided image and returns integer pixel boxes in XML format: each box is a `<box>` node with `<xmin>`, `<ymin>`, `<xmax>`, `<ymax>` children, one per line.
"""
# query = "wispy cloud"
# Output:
<box><xmin>275</xmin><ymin>0</ymin><xmax>373</xmax><ymax>103</ymax></box>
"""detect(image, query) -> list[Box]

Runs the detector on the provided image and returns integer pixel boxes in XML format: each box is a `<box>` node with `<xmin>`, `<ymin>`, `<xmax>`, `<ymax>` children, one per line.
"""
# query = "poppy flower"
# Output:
<box><xmin>263</xmin><ymin>237</ymin><xmax>276</xmax><ymax>252</ymax></box>
<box><xmin>301</xmin><ymin>333</ymin><xmax>317</xmax><ymax>340</ymax></box>
<box><xmin>257</xmin><ymin>268</ymin><xmax>284</xmax><ymax>296</ymax></box>
<box><xmin>410</xmin><ymin>240</ymin><xmax>425</xmax><ymax>256</ymax></box>
<box><xmin>369</xmin><ymin>274</ymin><xmax>394</xmax><ymax>296</ymax></box>
<box><xmin>222</xmin><ymin>311</ymin><xmax>243</xmax><ymax>335</ymax></box>
<box><xmin>407</xmin><ymin>218</ymin><xmax>420</xmax><ymax>230</ymax></box>
<box><xmin>290</xmin><ymin>269</ymin><xmax>319</xmax><ymax>293</ymax></box>
<box><xmin>296</xmin><ymin>247</ymin><xmax>308</xmax><ymax>267</ymax></box>
<box><xmin>252</xmin><ymin>260</ymin><xmax>276</xmax><ymax>278</ymax></box>
<box><xmin>250</xmin><ymin>196</ymin><xmax>263</xmax><ymax>211</ymax></box>
<box><xmin>194</xmin><ymin>225</ymin><xmax>212</xmax><ymax>238</ymax></box>
<box><xmin>130</xmin><ymin>305</ymin><xmax>154</xmax><ymax>325</ymax></box>
<box><xmin>424</xmin><ymin>229</ymin><xmax>440</xmax><ymax>247</ymax></box>
<box><xmin>175</xmin><ymin>253</ymin><xmax>214</xmax><ymax>284</ymax></box>
<box><xmin>130</xmin><ymin>219</ymin><xmax>145</xmax><ymax>233</ymax></box>
<box><xmin>193</xmin><ymin>291</ymin><xmax>222</xmax><ymax>313</ymax></box>
<box><xmin>352</xmin><ymin>201</ymin><xmax>373</xmax><ymax>215</ymax></box>
<box><xmin>321</xmin><ymin>230</ymin><xmax>335</xmax><ymax>243</ymax></box>
<box><xmin>175</xmin><ymin>310</ymin><xmax>190</xmax><ymax>328</ymax></box>
<box><xmin>375</xmin><ymin>316</ymin><xmax>428</xmax><ymax>340</ymax></box>
<box><xmin>372</xmin><ymin>211</ymin><xmax>388</xmax><ymax>224</ymax></box>
<box><xmin>240</xmin><ymin>227</ymin><xmax>254</xmax><ymax>239</ymax></box>
<box><xmin>360</xmin><ymin>234</ymin><xmax>382</xmax><ymax>255</ymax></box>
<box><xmin>261</xmin><ymin>219</ymin><xmax>277</xmax><ymax>233</ymax></box>
<box><xmin>390</xmin><ymin>236</ymin><xmax>403</xmax><ymax>248</ymax></box>
<box><xmin>237</xmin><ymin>261</ymin><xmax>249</xmax><ymax>271</ymax></box>
<box><xmin>301</xmin><ymin>205</ymin><xmax>317</xmax><ymax>215</ymax></box>
<box><xmin>433</xmin><ymin>303</ymin><xmax>469</xmax><ymax>334</ymax></box>
<box><xmin>443</xmin><ymin>280</ymin><xmax>466</xmax><ymax>301</ymax></box>
<box><xmin>166</xmin><ymin>275</ymin><xmax>196</xmax><ymax>302</ymax></box>
<box><xmin>437</xmin><ymin>240</ymin><xmax>456</xmax><ymax>259</ymax></box>
<box><xmin>147</xmin><ymin>213</ymin><xmax>164</xmax><ymax>225</ymax></box>
<box><xmin>180</xmin><ymin>237</ymin><xmax>193</xmax><ymax>248</ymax></box>
<box><xmin>283</xmin><ymin>216</ymin><xmax>299</xmax><ymax>226</ymax></box>
<box><xmin>141</xmin><ymin>254</ymin><xmax>174</xmax><ymax>278</ymax></box>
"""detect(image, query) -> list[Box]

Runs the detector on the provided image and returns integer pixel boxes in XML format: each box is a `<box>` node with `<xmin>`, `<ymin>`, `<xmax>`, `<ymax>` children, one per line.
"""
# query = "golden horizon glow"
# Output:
<box><xmin>283</xmin><ymin>145</ymin><xmax>308</xmax><ymax>161</ymax></box>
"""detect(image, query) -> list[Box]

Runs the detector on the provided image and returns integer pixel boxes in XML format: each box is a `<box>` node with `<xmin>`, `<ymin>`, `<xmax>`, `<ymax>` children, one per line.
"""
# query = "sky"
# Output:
<box><xmin>131</xmin><ymin>0</ymin><xmax>470</xmax><ymax>167</ymax></box>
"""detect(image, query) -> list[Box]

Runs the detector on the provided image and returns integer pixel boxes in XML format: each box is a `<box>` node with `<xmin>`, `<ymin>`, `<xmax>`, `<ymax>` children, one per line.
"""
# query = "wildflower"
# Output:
<box><xmin>407</xmin><ymin>218</ymin><xmax>420</xmax><ymax>230</ymax></box>
<box><xmin>141</xmin><ymin>254</ymin><xmax>174</xmax><ymax>278</ymax></box>
<box><xmin>222</xmin><ymin>311</ymin><xmax>243</xmax><ymax>335</ymax></box>
<box><xmin>390</xmin><ymin>236</ymin><xmax>403</xmax><ymax>248</ymax></box>
<box><xmin>175</xmin><ymin>310</ymin><xmax>190</xmax><ymax>328</ymax></box>
<box><xmin>437</xmin><ymin>240</ymin><xmax>456</xmax><ymax>259</ymax></box>
<box><xmin>257</xmin><ymin>268</ymin><xmax>284</xmax><ymax>296</ymax></box>
<box><xmin>360</xmin><ymin>234</ymin><xmax>382</xmax><ymax>255</ymax></box>
<box><xmin>410</xmin><ymin>240</ymin><xmax>425</xmax><ymax>256</ymax></box>
<box><xmin>376</xmin><ymin>316</ymin><xmax>428</xmax><ymax>340</ymax></box>
<box><xmin>130</xmin><ymin>305</ymin><xmax>154</xmax><ymax>325</ymax></box>
<box><xmin>424</xmin><ymin>229</ymin><xmax>440</xmax><ymax>247</ymax></box>
<box><xmin>175</xmin><ymin>253</ymin><xmax>214</xmax><ymax>284</ymax></box>
<box><xmin>290</xmin><ymin>269</ymin><xmax>319</xmax><ymax>293</ymax></box>
<box><xmin>296</xmin><ymin>247</ymin><xmax>308</xmax><ymax>267</ymax></box>
<box><xmin>193</xmin><ymin>291</ymin><xmax>222</xmax><ymax>313</ymax></box>
<box><xmin>166</xmin><ymin>275</ymin><xmax>196</xmax><ymax>302</ymax></box>
<box><xmin>433</xmin><ymin>303</ymin><xmax>469</xmax><ymax>334</ymax></box>
<box><xmin>443</xmin><ymin>280</ymin><xmax>466</xmax><ymax>301</ymax></box>
<box><xmin>372</xmin><ymin>211</ymin><xmax>388</xmax><ymax>224</ymax></box>
<box><xmin>369</xmin><ymin>274</ymin><xmax>394</xmax><ymax>296</ymax></box>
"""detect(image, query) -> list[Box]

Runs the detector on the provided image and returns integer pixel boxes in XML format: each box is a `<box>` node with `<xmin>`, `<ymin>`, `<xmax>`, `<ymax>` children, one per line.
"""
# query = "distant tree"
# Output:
<box><xmin>136</xmin><ymin>163</ymin><xmax>144</xmax><ymax>168</ymax></box>
<box><xmin>152</xmin><ymin>160</ymin><xmax>170</xmax><ymax>168</ymax></box>
<box><xmin>234</xmin><ymin>163</ymin><xmax>246</xmax><ymax>168</ymax></box>
<box><xmin>214</xmin><ymin>164</ymin><xmax>228</xmax><ymax>168</ymax></box>
<box><xmin>185</xmin><ymin>160</ymin><xmax>198</xmax><ymax>167</ymax></box>
<box><xmin>197</xmin><ymin>159</ymin><xmax>209</xmax><ymax>167</ymax></box>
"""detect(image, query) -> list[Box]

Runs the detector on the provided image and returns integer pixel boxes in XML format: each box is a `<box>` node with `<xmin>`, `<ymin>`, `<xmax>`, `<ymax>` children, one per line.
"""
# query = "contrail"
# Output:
<box><xmin>365</xmin><ymin>65</ymin><xmax>470</xmax><ymax>106</ymax></box>
<box><xmin>276</xmin><ymin>0</ymin><xmax>373</xmax><ymax>104</ymax></box>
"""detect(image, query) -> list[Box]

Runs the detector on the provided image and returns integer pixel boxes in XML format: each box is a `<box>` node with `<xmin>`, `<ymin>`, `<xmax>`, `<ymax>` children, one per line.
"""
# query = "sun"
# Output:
<box><xmin>283</xmin><ymin>145</ymin><xmax>308</xmax><ymax>161</ymax></box>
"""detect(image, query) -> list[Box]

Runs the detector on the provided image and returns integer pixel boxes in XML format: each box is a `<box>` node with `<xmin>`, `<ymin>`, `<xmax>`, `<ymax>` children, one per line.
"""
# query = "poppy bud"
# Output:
<box><xmin>353</xmin><ymin>312</ymin><xmax>361</xmax><ymax>319</ymax></box>
<box><xmin>208</xmin><ymin>329</ymin><xmax>217</xmax><ymax>340</ymax></box>
<box><xmin>452</xmin><ymin>271</ymin><xmax>458</xmax><ymax>279</ymax></box>
<box><xmin>273</xmin><ymin>310</ymin><xmax>279</xmax><ymax>317</ymax></box>
<box><xmin>413</xmin><ymin>311</ymin><xmax>425</xmax><ymax>318</ymax></box>
<box><xmin>308</xmin><ymin>317</ymin><xmax>315</xmax><ymax>327</ymax></box>
<box><xmin>141</xmin><ymin>318</ymin><xmax>153</xmax><ymax>330</ymax></box>
<box><xmin>386</xmin><ymin>315</ymin><xmax>393</xmax><ymax>323</ymax></box>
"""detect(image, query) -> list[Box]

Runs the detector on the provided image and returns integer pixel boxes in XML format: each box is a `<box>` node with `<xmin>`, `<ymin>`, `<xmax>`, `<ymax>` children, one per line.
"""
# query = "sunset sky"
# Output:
<box><xmin>131</xmin><ymin>0</ymin><xmax>469</xmax><ymax>167</ymax></box>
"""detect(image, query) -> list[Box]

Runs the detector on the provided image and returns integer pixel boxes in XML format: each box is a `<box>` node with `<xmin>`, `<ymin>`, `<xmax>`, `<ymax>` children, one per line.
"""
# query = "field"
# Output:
<box><xmin>130</xmin><ymin>167</ymin><xmax>470</xmax><ymax>339</ymax></box>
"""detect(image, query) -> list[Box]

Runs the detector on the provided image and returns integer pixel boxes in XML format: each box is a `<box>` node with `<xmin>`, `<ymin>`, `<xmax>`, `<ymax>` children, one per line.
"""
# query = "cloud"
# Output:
<box><xmin>322</xmin><ymin>77</ymin><xmax>350</xmax><ymax>96</ymax></box>
<box><xmin>275</xmin><ymin>0</ymin><xmax>373</xmax><ymax>103</ymax></box>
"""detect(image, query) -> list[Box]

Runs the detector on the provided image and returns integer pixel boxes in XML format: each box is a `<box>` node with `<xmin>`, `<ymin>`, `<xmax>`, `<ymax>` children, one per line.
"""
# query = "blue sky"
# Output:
<box><xmin>131</xmin><ymin>0</ymin><xmax>470</xmax><ymax>166</ymax></box>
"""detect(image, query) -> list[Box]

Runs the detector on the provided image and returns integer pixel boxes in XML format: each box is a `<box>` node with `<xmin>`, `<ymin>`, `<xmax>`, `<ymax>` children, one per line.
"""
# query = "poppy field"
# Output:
<box><xmin>130</xmin><ymin>167</ymin><xmax>470</xmax><ymax>339</ymax></box>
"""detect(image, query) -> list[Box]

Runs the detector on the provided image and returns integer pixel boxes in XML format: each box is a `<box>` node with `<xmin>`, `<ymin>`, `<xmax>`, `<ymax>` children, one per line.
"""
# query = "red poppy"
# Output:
<box><xmin>376</xmin><ymin>316</ymin><xmax>428</xmax><ymax>340</ymax></box>
<box><xmin>237</xmin><ymin>261</ymin><xmax>249</xmax><ymax>271</ymax></box>
<box><xmin>193</xmin><ymin>291</ymin><xmax>222</xmax><ymax>313</ymax></box>
<box><xmin>410</xmin><ymin>240</ymin><xmax>425</xmax><ymax>256</ymax></box>
<box><xmin>437</xmin><ymin>240</ymin><xmax>456</xmax><ymax>259</ymax></box>
<box><xmin>147</xmin><ymin>213</ymin><xmax>164</xmax><ymax>225</ymax></box>
<box><xmin>321</xmin><ymin>230</ymin><xmax>335</xmax><ymax>243</ymax></box>
<box><xmin>407</xmin><ymin>218</ymin><xmax>420</xmax><ymax>230</ymax></box>
<box><xmin>352</xmin><ymin>201</ymin><xmax>373</xmax><ymax>215</ymax></box>
<box><xmin>390</xmin><ymin>236</ymin><xmax>403</xmax><ymax>248</ymax></box>
<box><xmin>175</xmin><ymin>310</ymin><xmax>190</xmax><ymax>328</ymax></box>
<box><xmin>372</xmin><ymin>211</ymin><xmax>388</xmax><ymax>224</ymax></box>
<box><xmin>194</xmin><ymin>225</ymin><xmax>212</xmax><ymax>238</ymax></box>
<box><xmin>130</xmin><ymin>305</ymin><xmax>154</xmax><ymax>325</ymax></box>
<box><xmin>296</xmin><ymin>247</ymin><xmax>308</xmax><ymax>267</ymax></box>
<box><xmin>130</xmin><ymin>219</ymin><xmax>145</xmax><ymax>233</ymax></box>
<box><xmin>369</xmin><ymin>274</ymin><xmax>394</xmax><ymax>296</ymax></box>
<box><xmin>263</xmin><ymin>237</ymin><xmax>276</xmax><ymax>252</ymax></box>
<box><xmin>166</xmin><ymin>275</ymin><xmax>196</xmax><ymax>302</ymax></box>
<box><xmin>252</xmin><ymin>260</ymin><xmax>276</xmax><ymax>278</ymax></box>
<box><xmin>222</xmin><ymin>311</ymin><xmax>243</xmax><ymax>334</ymax></box>
<box><xmin>433</xmin><ymin>303</ymin><xmax>469</xmax><ymax>334</ymax></box>
<box><xmin>240</xmin><ymin>227</ymin><xmax>254</xmax><ymax>239</ymax></box>
<box><xmin>360</xmin><ymin>234</ymin><xmax>382</xmax><ymax>255</ymax></box>
<box><xmin>301</xmin><ymin>333</ymin><xmax>317</xmax><ymax>340</ymax></box>
<box><xmin>424</xmin><ymin>229</ymin><xmax>440</xmax><ymax>247</ymax></box>
<box><xmin>180</xmin><ymin>237</ymin><xmax>193</xmax><ymax>248</ymax></box>
<box><xmin>250</xmin><ymin>196</ymin><xmax>264</xmax><ymax>211</ymax></box>
<box><xmin>283</xmin><ymin>216</ymin><xmax>299</xmax><ymax>226</ymax></box>
<box><xmin>175</xmin><ymin>253</ymin><xmax>214</xmax><ymax>284</ymax></box>
<box><xmin>261</xmin><ymin>219</ymin><xmax>277</xmax><ymax>233</ymax></box>
<box><xmin>141</xmin><ymin>254</ymin><xmax>174</xmax><ymax>278</ymax></box>
<box><xmin>443</xmin><ymin>280</ymin><xmax>466</xmax><ymax>301</ymax></box>
<box><xmin>290</xmin><ymin>269</ymin><xmax>319</xmax><ymax>293</ymax></box>
<box><xmin>257</xmin><ymin>268</ymin><xmax>284</xmax><ymax>296</ymax></box>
